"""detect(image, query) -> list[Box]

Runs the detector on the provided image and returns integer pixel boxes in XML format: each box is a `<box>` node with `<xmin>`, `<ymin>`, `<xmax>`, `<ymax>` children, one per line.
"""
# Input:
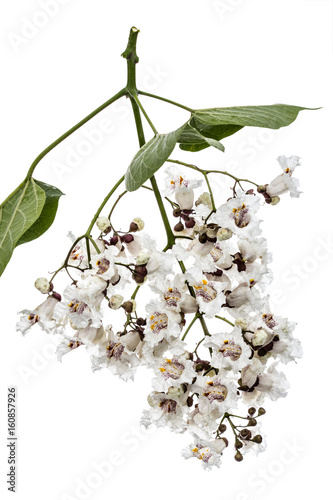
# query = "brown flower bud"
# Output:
<box><xmin>218</xmin><ymin>423</ymin><xmax>227</xmax><ymax>433</ymax></box>
<box><xmin>248</xmin><ymin>407</ymin><xmax>256</xmax><ymax>416</ymax></box>
<box><xmin>174</xmin><ymin>222</ymin><xmax>184</xmax><ymax>232</ymax></box>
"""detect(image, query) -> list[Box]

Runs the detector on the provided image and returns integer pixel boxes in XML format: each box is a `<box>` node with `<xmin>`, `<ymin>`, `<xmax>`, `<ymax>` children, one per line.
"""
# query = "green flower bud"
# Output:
<box><xmin>234</xmin><ymin>450</ymin><xmax>243</xmax><ymax>462</ymax></box>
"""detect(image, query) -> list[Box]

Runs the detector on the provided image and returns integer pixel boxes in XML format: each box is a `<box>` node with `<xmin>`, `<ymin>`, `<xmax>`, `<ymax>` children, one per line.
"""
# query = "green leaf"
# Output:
<box><xmin>192</xmin><ymin>120</ymin><xmax>244</xmax><ymax>141</ymax></box>
<box><xmin>125</xmin><ymin>125</ymin><xmax>186</xmax><ymax>191</ymax></box>
<box><xmin>0</xmin><ymin>179</ymin><xmax>46</xmax><ymax>276</ymax></box>
<box><xmin>178</xmin><ymin>123</ymin><xmax>225</xmax><ymax>152</ymax></box>
<box><xmin>16</xmin><ymin>180</ymin><xmax>64</xmax><ymax>246</ymax></box>
<box><xmin>192</xmin><ymin>104</ymin><xmax>316</xmax><ymax>129</ymax></box>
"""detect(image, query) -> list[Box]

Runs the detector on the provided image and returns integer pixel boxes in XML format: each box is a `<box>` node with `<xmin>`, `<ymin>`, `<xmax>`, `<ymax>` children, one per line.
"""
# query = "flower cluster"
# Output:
<box><xmin>17</xmin><ymin>155</ymin><xmax>302</xmax><ymax>469</ymax></box>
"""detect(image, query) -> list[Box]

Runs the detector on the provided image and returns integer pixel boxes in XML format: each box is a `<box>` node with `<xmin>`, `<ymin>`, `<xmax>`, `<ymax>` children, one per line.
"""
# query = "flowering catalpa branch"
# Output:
<box><xmin>4</xmin><ymin>27</ymin><xmax>316</xmax><ymax>468</ymax></box>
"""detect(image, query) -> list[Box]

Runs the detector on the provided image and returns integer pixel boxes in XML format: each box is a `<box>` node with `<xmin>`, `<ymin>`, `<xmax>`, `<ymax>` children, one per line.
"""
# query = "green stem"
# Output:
<box><xmin>124</xmin><ymin>34</ymin><xmax>175</xmax><ymax>253</ymax></box>
<box><xmin>85</xmin><ymin>175</ymin><xmax>125</xmax><ymax>235</ymax></box>
<box><xmin>131</xmin><ymin>286</ymin><xmax>140</xmax><ymax>300</ymax></box>
<box><xmin>181</xmin><ymin>313</ymin><xmax>200</xmax><ymax>341</ymax></box>
<box><xmin>85</xmin><ymin>236</ymin><xmax>92</xmax><ymax>268</ymax></box>
<box><xmin>138</xmin><ymin>90</ymin><xmax>194</xmax><ymax>113</ymax></box>
<box><xmin>122</xmin><ymin>26</ymin><xmax>140</xmax><ymax>91</ymax></box>
<box><xmin>205</xmin><ymin>169</ymin><xmax>259</xmax><ymax>187</ymax></box>
<box><xmin>167</xmin><ymin>159</ymin><xmax>259</xmax><ymax>188</ymax></box>
<box><xmin>215</xmin><ymin>315</ymin><xmax>235</xmax><ymax>327</ymax></box>
<box><xmin>131</xmin><ymin>92</ymin><xmax>158</xmax><ymax>135</ymax></box>
<box><xmin>151</xmin><ymin>175</ymin><xmax>175</xmax><ymax>251</ymax></box>
<box><xmin>198</xmin><ymin>315</ymin><xmax>211</xmax><ymax>337</ymax></box>
<box><xmin>141</xmin><ymin>185</ymin><xmax>179</xmax><ymax>210</ymax></box>
<box><xmin>26</xmin><ymin>88</ymin><xmax>126</xmax><ymax>179</ymax></box>
<box><xmin>87</xmin><ymin>235</ymin><xmax>101</xmax><ymax>254</ymax></box>
<box><xmin>107</xmin><ymin>190</ymin><xmax>128</xmax><ymax>222</ymax></box>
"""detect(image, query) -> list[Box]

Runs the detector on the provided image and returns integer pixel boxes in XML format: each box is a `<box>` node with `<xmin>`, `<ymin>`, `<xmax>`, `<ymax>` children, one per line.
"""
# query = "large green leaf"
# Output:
<box><xmin>16</xmin><ymin>180</ymin><xmax>64</xmax><ymax>246</ymax></box>
<box><xmin>0</xmin><ymin>179</ymin><xmax>45</xmax><ymax>276</ymax></box>
<box><xmin>125</xmin><ymin>125</ymin><xmax>186</xmax><ymax>191</ymax></box>
<box><xmin>192</xmin><ymin>104</ymin><xmax>315</xmax><ymax>129</ymax></box>
<box><xmin>178</xmin><ymin>123</ymin><xmax>225</xmax><ymax>152</ymax></box>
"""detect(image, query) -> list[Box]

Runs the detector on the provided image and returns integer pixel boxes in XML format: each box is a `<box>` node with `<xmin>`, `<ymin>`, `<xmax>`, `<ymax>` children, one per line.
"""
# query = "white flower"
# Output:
<box><xmin>90</xmin><ymin>327</ymin><xmax>140</xmax><ymax>381</ymax></box>
<box><xmin>141</xmin><ymin>387</ymin><xmax>188</xmax><ymax>432</ymax></box>
<box><xmin>186</xmin><ymin>268</ymin><xmax>226</xmax><ymax>318</ymax></box>
<box><xmin>216</xmin><ymin>193</ymin><xmax>261</xmax><ymax>239</ymax></box>
<box><xmin>17</xmin><ymin>296</ymin><xmax>60</xmax><ymax>335</ymax></box>
<box><xmin>152</xmin><ymin>353</ymin><xmax>197</xmax><ymax>391</ymax></box>
<box><xmin>150</xmin><ymin>274</ymin><xmax>197</xmax><ymax>314</ymax></box>
<box><xmin>182</xmin><ymin>435</ymin><xmax>226</xmax><ymax>470</ymax></box>
<box><xmin>240</xmin><ymin>360</ymin><xmax>290</xmax><ymax>404</ymax></box>
<box><xmin>164</xmin><ymin>166</ymin><xmax>202</xmax><ymax>209</ymax></box>
<box><xmin>67</xmin><ymin>233</ymin><xmax>105</xmax><ymax>268</ymax></box>
<box><xmin>56</xmin><ymin>336</ymin><xmax>83</xmax><ymax>362</ymax></box>
<box><xmin>144</xmin><ymin>301</ymin><xmax>182</xmax><ymax>345</ymax></box>
<box><xmin>53</xmin><ymin>283</ymin><xmax>103</xmax><ymax>330</ymax></box>
<box><xmin>266</xmin><ymin>155</ymin><xmax>301</xmax><ymax>198</ymax></box>
<box><xmin>204</xmin><ymin>327</ymin><xmax>252</xmax><ymax>372</ymax></box>
<box><xmin>195</xmin><ymin>373</ymin><xmax>239</xmax><ymax>417</ymax></box>
<box><xmin>226</xmin><ymin>283</ymin><xmax>252</xmax><ymax>308</ymax></box>
<box><xmin>89</xmin><ymin>246</ymin><xmax>118</xmax><ymax>281</ymax></box>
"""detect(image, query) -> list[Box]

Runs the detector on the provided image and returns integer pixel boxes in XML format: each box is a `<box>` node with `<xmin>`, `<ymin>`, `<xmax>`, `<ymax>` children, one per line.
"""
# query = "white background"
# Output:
<box><xmin>0</xmin><ymin>0</ymin><xmax>332</xmax><ymax>499</ymax></box>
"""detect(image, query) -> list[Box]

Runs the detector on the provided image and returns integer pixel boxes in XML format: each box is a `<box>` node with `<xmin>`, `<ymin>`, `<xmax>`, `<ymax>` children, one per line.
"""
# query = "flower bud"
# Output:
<box><xmin>206</xmin><ymin>223</ymin><xmax>219</xmax><ymax>239</ymax></box>
<box><xmin>248</xmin><ymin>418</ymin><xmax>257</xmax><ymax>426</ymax></box>
<box><xmin>240</xmin><ymin>429</ymin><xmax>252</xmax><ymax>440</ymax></box>
<box><xmin>252</xmin><ymin>329</ymin><xmax>268</xmax><ymax>347</ymax></box>
<box><xmin>174</xmin><ymin>222</ymin><xmax>184</xmax><ymax>232</ymax></box>
<box><xmin>109</xmin><ymin>294</ymin><xmax>124</xmax><ymax>310</ymax></box>
<box><xmin>252</xmin><ymin>435</ymin><xmax>263</xmax><ymax>444</ymax></box>
<box><xmin>234</xmin><ymin>451</ymin><xmax>244</xmax><ymax>462</ymax></box>
<box><xmin>187</xmin><ymin>396</ymin><xmax>194</xmax><ymax>407</ymax></box>
<box><xmin>218</xmin><ymin>423</ymin><xmax>227</xmax><ymax>433</ymax></box>
<box><xmin>129</xmin><ymin>217</ymin><xmax>144</xmax><ymax>232</ymax></box>
<box><xmin>195</xmin><ymin>363</ymin><xmax>204</xmax><ymax>372</ymax></box>
<box><xmin>167</xmin><ymin>386</ymin><xmax>182</xmax><ymax>399</ymax></box>
<box><xmin>132</xmin><ymin>265</ymin><xmax>148</xmax><ymax>284</ymax></box>
<box><xmin>235</xmin><ymin>439</ymin><xmax>243</xmax><ymax>450</ymax></box>
<box><xmin>217</xmin><ymin>228</ymin><xmax>233</xmax><ymax>241</ymax></box>
<box><xmin>121</xmin><ymin>234</ymin><xmax>134</xmax><ymax>244</ymax></box>
<box><xmin>122</xmin><ymin>300</ymin><xmax>136</xmax><ymax>313</ymax></box>
<box><xmin>136</xmin><ymin>252</ymin><xmax>150</xmax><ymax>266</ymax></box>
<box><xmin>248</xmin><ymin>407</ymin><xmax>256</xmax><ymax>416</ymax></box>
<box><xmin>110</xmin><ymin>234</ymin><xmax>119</xmax><ymax>245</ymax></box>
<box><xmin>235</xmin><ymin>318</ymin><xmax>247</xmax><ymax>329</ymax></box>
<box><xmin>198</xmin><ymin>233</ymin><xmax>208</xmax><ymax>244</ymax></box>
<box><xmin>34</xmin><ymin>278</ymin><xmax>53</xmax><ymax>294</ymax></box>
<box><xmin>185</xmin><ymin>218</ymin><xmax>196</xmax><ymax>229</ymax></box>
<box><xmin>96</xmin><ymin>216</ymin><xmax>111</xmax><ymax>232</ymax></box>
<box><xmin>258</xmin><ymin>407</ymin><xmax>266</xmax><ymax>416</ymax></box>
<box><xmin>270</xmin><ymin>196</ymin><xmax>280</xmax><ymax>206</ymax></box>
